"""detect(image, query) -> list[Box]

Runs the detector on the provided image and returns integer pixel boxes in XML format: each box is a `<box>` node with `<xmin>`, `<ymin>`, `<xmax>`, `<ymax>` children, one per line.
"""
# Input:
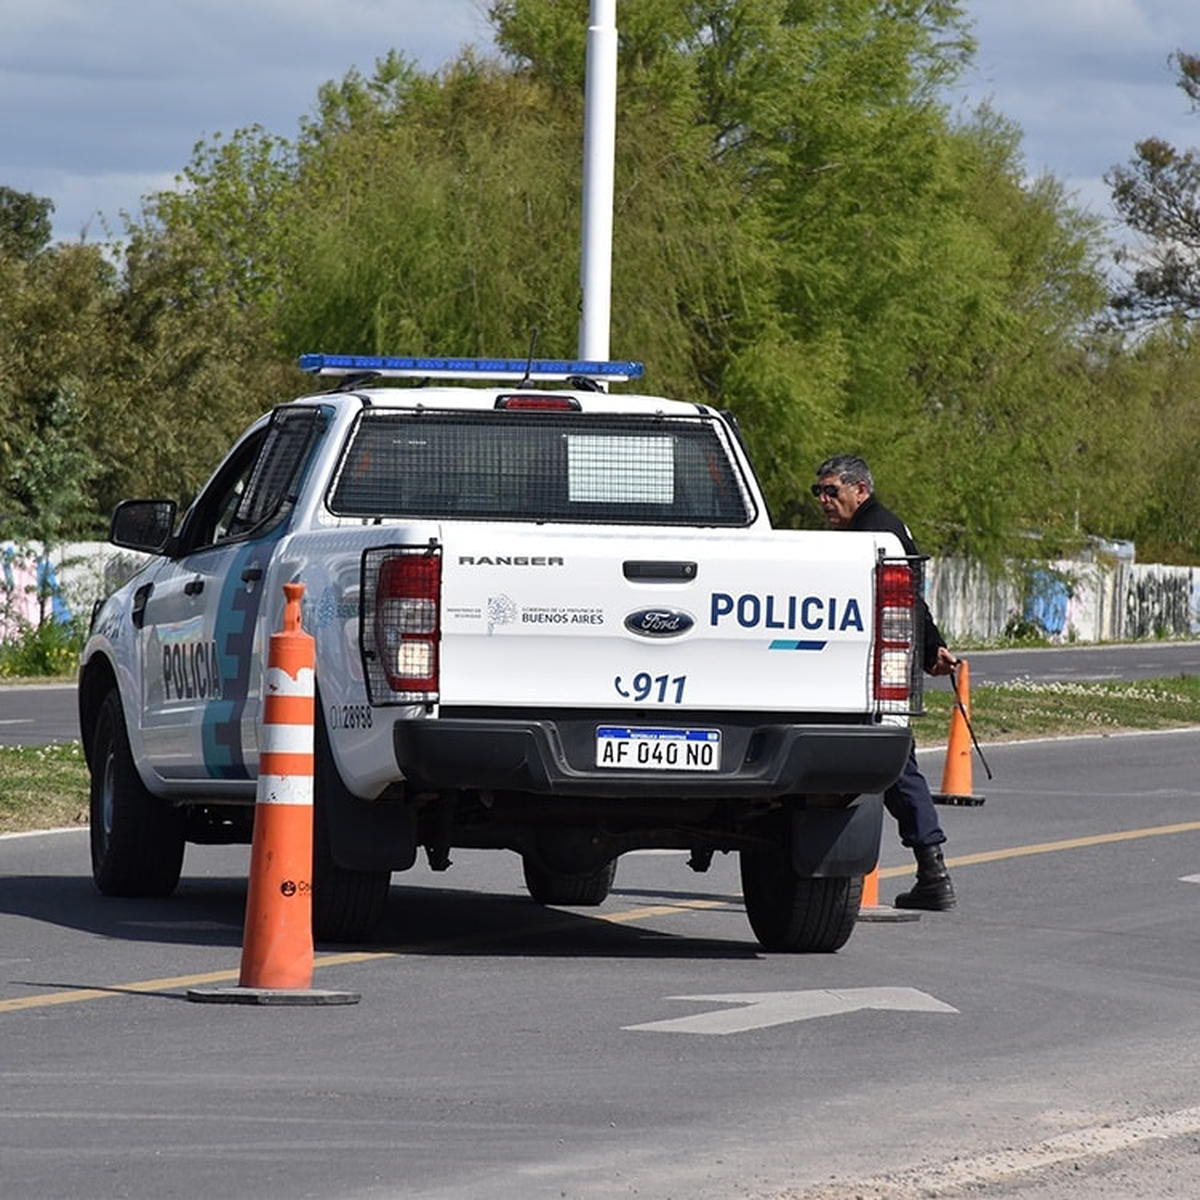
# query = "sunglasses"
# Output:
<box><xmin>810</xmin><ymin>483</ymin><xmax>843</xmax><ymax>499</ymax></box>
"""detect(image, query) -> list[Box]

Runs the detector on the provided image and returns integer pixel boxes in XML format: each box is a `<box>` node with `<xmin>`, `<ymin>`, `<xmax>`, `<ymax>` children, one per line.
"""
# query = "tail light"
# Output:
<box><xmin>361</xmin><ymin>545</ymin><xmax>441</xmax><ymax>703</ymax></box>
<box><xmin>874</xmin><ymin>560</ymin><xmax>921</xmax><ymax>714</ymax></box>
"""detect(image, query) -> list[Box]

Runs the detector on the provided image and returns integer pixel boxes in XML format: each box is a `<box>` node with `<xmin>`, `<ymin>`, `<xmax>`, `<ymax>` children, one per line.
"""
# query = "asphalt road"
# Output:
<box><xmin>0</xmin><ymin>681</ymin><xmax>79</xmax><ymax>746</ymax></box>
<box><xmin>964</xmin><ymin>639</ymin><xmax>1200</xmax><ymax>685</ymax></box>
<box><xmin>4</xmin><ymin>728</ymin><xmax>1200</xmax><ymax>1199</ymax></box>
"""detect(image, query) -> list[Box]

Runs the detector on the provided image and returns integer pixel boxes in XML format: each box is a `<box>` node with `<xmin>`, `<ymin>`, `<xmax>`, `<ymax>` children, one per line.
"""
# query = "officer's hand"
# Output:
<box><xmin>927</xmin><ymin>646</ymin><xmax>958</xmax><ymax>677</ymax></box>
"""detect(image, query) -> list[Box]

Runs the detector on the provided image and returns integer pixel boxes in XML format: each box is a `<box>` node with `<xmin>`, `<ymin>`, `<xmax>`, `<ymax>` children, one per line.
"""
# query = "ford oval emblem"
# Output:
<box><xmin>624</xmin><ymin>608</ymin><xmax>695</xmax><ymax>638</ymax></box>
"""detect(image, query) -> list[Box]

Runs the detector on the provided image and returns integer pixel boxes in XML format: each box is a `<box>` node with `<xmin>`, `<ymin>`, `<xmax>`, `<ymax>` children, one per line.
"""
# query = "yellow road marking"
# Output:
<box><xmin>0</xmin><ymin>900</ymin><xmax>728</xmax><ymax>1014</ymax></box>
<box><xmin>869</xmin><ymin>820</ymin><xmax>1200</xmax><ymax>879</ymax></box>
<box><xmin>0</xmin><ymin>968</ymin><xmax>242</xmax><ymax>1013</ymax></box>
<box><xmin>942</xmin><ymin>819</ymin><xmax>1200</xmax><ymax>869</ymax></box>
<box><xmin>5</xmin><ymin>826</ymin><xmax>1200</xmax><ymax>1014</ymax></box>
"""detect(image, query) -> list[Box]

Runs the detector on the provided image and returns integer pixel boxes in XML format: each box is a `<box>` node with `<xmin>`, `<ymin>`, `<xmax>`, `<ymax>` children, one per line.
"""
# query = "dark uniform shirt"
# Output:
<box><xmin>847</xmin><ymin>494</ymin><xmax>946</xmax><ymax>672</ymax></box>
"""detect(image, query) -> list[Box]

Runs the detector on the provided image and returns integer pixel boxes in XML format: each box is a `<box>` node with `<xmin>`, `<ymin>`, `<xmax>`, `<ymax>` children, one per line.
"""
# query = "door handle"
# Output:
<box><xmin>241</xmin><ymin>565</ymin><xmax>263</xmax><ymax>584</ymax></box>
<box><xmin>183</xmin><ymin>578</ymin><xmax>204</xmax><ymax>597</ymax></box>
<box><xmin>131</xmin><ymin>582</ymin><xmax>153</xmax><ymax>629</ymax></box>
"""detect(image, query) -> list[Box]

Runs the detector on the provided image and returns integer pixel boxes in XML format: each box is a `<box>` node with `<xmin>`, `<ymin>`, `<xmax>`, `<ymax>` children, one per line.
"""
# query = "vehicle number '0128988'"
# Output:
<box><xmin>329</xmin><ymin>703</ymin><xmax>373</xmax><ymax>731</ymax></box>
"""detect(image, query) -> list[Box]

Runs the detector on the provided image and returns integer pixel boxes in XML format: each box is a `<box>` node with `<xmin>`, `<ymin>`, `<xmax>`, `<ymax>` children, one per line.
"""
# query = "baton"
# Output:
<box><xmin>949</xmin><ymin>662</ymin><xmax>993</xmax><ymax>781</ymax></box>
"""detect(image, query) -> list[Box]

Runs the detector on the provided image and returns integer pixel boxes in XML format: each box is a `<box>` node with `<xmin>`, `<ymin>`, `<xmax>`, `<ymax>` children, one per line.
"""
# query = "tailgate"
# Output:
<box><xmin>437</xmin><ymin>525</ymin><xmax>901</xmax><ymax>713</ymax></box>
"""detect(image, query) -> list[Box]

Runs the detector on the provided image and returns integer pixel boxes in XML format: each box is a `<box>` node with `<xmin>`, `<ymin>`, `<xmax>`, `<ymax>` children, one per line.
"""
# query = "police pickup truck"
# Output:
<box><xmin>79</xmin><ymin>354</ymin><xmax>923</xmax><ymax>952</ymax></box>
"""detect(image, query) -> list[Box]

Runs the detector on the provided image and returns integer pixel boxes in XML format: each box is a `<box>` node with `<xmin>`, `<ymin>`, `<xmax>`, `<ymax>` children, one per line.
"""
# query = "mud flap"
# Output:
<box><xmin>316</xmin><ymin>703</ymin><xmax>418</xmax><ymax>872</ymax></box>
<box><xmin>324</xmin><ymin>790</ymin><xmax>418</xmax><ymax>872</ymax></box>
<box><xmin>788</xmin><ymin>794</ymin><xmax>883</xmax><ymax>878</ymax></box>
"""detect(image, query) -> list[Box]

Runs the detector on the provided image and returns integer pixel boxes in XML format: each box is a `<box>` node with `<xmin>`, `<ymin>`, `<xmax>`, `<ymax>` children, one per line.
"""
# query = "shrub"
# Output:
<box><xmin>0</xmin><ymin>617</ymin><xmax>84</xmax><ymax>678</ymax></box>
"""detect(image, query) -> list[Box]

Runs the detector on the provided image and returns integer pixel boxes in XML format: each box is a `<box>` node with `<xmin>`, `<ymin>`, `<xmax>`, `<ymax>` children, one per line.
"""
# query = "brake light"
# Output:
<box><xmin>494</xmin><ymin>395</ymin><xmax>581</xmax><ymax>411</ymax></box>
<box><xmin>370</xmin><ymin>548</ymin><xmax>441</xmax><ymax>700</ymax></box>
<box><xmin>874</xmin><ymin>561</ymin><xmax>916</xmax><ymax>711</ymax></box>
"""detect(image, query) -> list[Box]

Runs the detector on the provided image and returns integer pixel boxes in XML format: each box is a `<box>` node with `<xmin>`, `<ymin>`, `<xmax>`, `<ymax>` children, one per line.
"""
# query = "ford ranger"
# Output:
<box><xmin>79</xmin><ymin>354</ymin><xmax>923</xmax><ymax>952</ymax></box>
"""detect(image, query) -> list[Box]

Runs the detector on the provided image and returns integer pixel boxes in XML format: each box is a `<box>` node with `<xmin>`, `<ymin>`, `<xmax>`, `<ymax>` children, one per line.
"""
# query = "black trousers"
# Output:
<box><xmin>884</xmin><ymin>744</ymin><xmax>946</xmax><ymax>849</ymax></box>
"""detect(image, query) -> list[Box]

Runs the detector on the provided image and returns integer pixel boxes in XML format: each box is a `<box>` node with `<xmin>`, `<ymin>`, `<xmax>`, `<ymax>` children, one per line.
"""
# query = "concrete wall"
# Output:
<box><xmin>927</xmin><ymin>556</ymin><xmax>1200</xmax><ymax>643</ymax></box>
<box><xmin>2</xmin><ymin>541</ymin><xmax>148</xmax><ymax>638</ymax></box>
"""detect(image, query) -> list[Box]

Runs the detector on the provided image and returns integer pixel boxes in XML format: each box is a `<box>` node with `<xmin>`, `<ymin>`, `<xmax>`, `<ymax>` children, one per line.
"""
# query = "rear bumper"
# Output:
<box><xmin>392</xmin><ymin>713</ymin><xmax>912</xmax><ymax>799</ymax></box>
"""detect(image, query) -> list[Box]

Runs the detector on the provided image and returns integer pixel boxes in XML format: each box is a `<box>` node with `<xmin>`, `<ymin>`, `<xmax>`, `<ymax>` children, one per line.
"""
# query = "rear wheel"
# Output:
<box><xmin>523</xmin><ymin>856</ymin><xmax>617</xmax><ymax>906</ymax></box>
<box><xmin>740</xmin><ymin>847</ymin><xmax>860</xmax><ymax>953</ymax></box>
<box><xmin>311</xmin><ymin>712</ymin><xmax>391</xmax><ymax>943</ymax></box>
<box><xmin>89</xmin><ymin>690</ymin><xmax>185</xmax><ymax>897</ymax></box>
<box><xmin>312</xmin><ymin>801</ymin><xmax>392</xmax><ymax>942</ymax></box>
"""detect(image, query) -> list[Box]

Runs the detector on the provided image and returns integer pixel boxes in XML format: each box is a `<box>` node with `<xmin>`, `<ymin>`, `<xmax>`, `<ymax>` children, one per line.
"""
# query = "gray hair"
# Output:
<box><xmin>815</xmin><ymin>454</ymin><xmax>874</xmax><ymax>493</ymax></box>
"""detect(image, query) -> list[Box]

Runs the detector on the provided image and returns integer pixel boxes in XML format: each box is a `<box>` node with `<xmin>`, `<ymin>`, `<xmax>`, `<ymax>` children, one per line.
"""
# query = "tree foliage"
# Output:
<box><xmin>1095</xmin><ymin>49</ymin><xmax>1200</xmax><ymax>561</ymax></box>
<box><xmin>8</xmin><ymin>8</ymin><xmax>1200</xmax><ymax>569</ymax></box>
<box><xmin>0</xmin><ymin>237</ymin><xmax>112</xmax><ymax>539</ymax></box>
<box><xmin>1107</xmin><ymin>52</ymin><xmax>1200</xmax><ymax>321</ymax></box>
<box><xmin>0</xmin><ymin>187</ymin><xmax>53</xmax><ymax>261</ymax></box>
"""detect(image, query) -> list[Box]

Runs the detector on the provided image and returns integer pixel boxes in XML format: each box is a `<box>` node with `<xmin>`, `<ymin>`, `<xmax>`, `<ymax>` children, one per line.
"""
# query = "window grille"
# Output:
<box><xmin>328</xmin><ymin>410</ymin><xmax>755</xmax><ymax>526</ymax></box>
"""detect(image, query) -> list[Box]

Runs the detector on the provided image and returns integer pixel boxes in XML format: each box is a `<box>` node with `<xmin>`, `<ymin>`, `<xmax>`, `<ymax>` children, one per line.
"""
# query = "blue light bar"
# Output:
<box><xmin>298</xmin><ymin>353</ymin><xmax>644</xmax><ymax>383</ymax></box>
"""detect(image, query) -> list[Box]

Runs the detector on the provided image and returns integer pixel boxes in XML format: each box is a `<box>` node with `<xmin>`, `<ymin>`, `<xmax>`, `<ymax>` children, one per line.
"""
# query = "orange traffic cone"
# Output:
<box><xmin>188</xmin><ymin>582</ymin><xmax>358</xmax><ymax>1006</ymax></box>
<box><xmin>932</xmin><ymin>658</ymin><xmax>985</xmax><ymax>807</ymax></box>
<box><xmin>857</xmin><ymin>861</ymin><xmax>920</xmax><ymax>923</ymax></box>
<box><xmin>238</xmin><ymin>580</ymin><xmax>316</xmax><ymax>990</ymax></box>
<box><xmin>862</xmin><ymin>865</ymin><xmax>879</xmax><ymax>908</ymax></box>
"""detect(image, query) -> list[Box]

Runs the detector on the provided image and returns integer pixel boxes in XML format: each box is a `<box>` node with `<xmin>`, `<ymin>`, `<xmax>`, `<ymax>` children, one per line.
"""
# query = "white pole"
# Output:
<box><xmin>578</xmin><ymin>0</ymin><xmax>617</xmax><ymax>365</ymax></box>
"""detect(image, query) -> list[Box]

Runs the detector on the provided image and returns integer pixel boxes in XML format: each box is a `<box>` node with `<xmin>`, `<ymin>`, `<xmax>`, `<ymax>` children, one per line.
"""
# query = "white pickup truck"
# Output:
<box><xmin>79</xmin><ymin>354</ymin><xmax>923</xmax><ymax>952</ymax></box>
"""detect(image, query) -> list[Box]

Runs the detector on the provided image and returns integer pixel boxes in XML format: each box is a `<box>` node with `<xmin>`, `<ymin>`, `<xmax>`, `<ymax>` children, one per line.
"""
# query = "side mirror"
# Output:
<box><xmin>110</xmin><ymin>499</ymin><xmax>177</xmax><ymax>554</ymax></box>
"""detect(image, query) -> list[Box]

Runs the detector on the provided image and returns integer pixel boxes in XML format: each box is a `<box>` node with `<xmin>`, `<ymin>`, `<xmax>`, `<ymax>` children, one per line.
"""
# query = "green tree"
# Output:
<box><xmin>1076</xmin><ymin>321</ymin><xmax>1200</xmax><ymax>562</ymax></box>
<box><xmin>3</xmin><ymin>384</ymin><xmax>96</xmax><ymax>548</ymax></box>
<box><xmin>84</xmin><ymin>220</ymin><xmax>291</xmax><ymax>514</ymax></box>
<box><xmin>278</xmin><ymin>55</ymin><xmax>590</xmax><ymax>359</ymax></box>
<box><xmin>0</xmin><ymin>242</ymin><xmax>113</xmax><ymax>538</ymax></box>
<box><xmin>148</xmin><ymin>126</ymin><xmax>298</xmax><ymax>318</ymax></box>
<box><xmin>0</xmin><ymin>187</ymin><xmax>53</xmax><ymax>261</ymax></box>
<box><xmin>107</xmin><ymin>0</ymin><xmax>1114</xmax><ymax>568</ymax></box>
<box><xmin>1107</xmin><ymin>52</ymin><xmax>1200</xmax><ymax>322</ymax></box>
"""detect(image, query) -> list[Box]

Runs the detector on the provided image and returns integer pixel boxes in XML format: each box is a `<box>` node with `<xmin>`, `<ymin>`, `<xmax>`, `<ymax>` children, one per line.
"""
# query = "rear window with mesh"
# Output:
<box><xmin>327</xmin><ymin>409</ymin><xmax>755</xmax><ymax>526</ymax></box>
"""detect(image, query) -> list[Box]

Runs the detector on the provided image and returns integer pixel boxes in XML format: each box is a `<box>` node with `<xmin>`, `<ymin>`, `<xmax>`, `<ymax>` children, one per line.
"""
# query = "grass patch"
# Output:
<box><xmin>0</xmin><ymin>742</ymin><xmax>90</xmax><ymax>835</ymax></box>
<box><xmin>914</xmin><ymin>674</ymin><xmax>1200</xmax><ymax>746</ymax></box>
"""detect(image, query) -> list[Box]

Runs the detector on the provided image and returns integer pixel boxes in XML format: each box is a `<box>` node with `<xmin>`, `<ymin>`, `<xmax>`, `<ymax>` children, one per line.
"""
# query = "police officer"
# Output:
<box><xmin>812</xmin><ymin>453</ymin><xmax>957</xmax><ymax>910</ymax></box>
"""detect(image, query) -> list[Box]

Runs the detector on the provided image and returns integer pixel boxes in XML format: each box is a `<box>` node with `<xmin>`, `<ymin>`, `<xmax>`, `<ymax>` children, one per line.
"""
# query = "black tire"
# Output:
<box><xmin>89</xmin><ymin>690</ymin><xmax>185</xmax><ymax>897</ymax></box>
<box><xmin>740</xmin><ymin>848</ymin><xmax>861</xmax><ymax>953</ymax></box>
<box><xmin>311</xmin><ymin>714</ymin><xmax>391</xmax><ymax>943</ymax></box>
<box><xmin>523</xmin><ymin>856</ymin><xmax>617</xmax><ymax>906</ymax></box>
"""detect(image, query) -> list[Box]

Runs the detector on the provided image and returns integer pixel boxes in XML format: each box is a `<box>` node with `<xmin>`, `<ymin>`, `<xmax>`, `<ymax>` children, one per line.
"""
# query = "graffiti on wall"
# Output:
<box><xmin>928</xmin><ymin>557</ymin><xmax>1200</xmax><ymax>643</ymax></box>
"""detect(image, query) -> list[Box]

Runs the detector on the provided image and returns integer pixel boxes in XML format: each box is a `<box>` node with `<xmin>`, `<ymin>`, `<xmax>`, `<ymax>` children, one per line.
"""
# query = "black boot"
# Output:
<box><xmin>894</xmin><ymin>844</ymin><xmax>956</xmax><ymax>911</ymax></box>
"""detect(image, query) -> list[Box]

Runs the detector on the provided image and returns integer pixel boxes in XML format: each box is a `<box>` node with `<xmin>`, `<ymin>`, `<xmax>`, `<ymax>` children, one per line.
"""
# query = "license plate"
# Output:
<box><xmin>595</xmin><ymin>726</ymin><xmax>722</xmax><ymax>771</ymax></box>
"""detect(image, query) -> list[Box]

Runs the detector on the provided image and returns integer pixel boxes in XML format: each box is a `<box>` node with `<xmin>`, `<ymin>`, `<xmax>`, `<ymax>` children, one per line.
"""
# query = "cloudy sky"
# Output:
<box><xmin>1</xmin><ymin>0</ymin><xmax>1197</xmax><ymax>246</ymax></box>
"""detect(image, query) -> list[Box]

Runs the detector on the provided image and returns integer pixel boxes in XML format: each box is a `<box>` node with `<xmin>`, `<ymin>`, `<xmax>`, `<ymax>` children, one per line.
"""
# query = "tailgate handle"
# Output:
<box><xmin>623</xmin><ymin>560</ymin><xmax>697</xmax><ymax>581</ymax></box>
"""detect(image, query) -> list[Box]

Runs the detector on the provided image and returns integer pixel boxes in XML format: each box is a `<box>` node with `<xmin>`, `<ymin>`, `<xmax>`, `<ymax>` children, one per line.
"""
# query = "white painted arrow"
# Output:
<box><xmin>624</xmin><ymin>987</ymin><xmax>958</xmax><ymax>1035</ymax></box>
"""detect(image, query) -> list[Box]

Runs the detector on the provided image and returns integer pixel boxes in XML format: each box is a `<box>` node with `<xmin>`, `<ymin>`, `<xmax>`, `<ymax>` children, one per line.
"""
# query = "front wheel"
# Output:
<box><xmin>89</xmin><ymin>690</ymin><xmax>185</xmax><ymax>897</ymax></box>
<box><xmin>523</xmin><ymin>857</ymin><xmax>617</xmax><ymax>906</ymax></box>
<box><xmin>740</xmin><ymin>848</ymin><xmax>861</xmax><ymax>953</ymax></box>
